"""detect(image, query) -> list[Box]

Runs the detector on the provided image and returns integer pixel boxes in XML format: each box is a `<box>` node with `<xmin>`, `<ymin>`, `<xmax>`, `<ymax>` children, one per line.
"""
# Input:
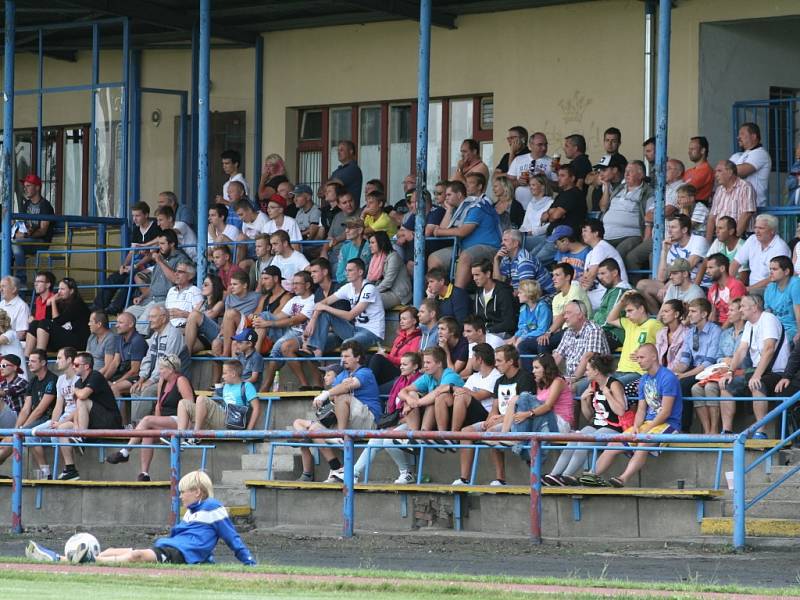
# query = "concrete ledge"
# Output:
<box><xmin>0</xmin><ymin>479</ymin><xmax>168</xmax><ymax>488</ymax></box>
<box><xmin>701</xmin><ymin>517</ymin><xmax>800</xmax><ymax>537</ymax></box>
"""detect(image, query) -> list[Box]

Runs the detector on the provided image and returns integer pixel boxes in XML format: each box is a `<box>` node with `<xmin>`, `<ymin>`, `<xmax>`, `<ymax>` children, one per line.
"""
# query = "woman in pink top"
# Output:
<box><xmin>655</xmin><ymin>300</ymin><xmax>687</xmax><ymax>370</ymax></box>
<box><xmin>507</xmin><ymin>354</ymin><xmax>574</xmax><ymax>463</ymax></box>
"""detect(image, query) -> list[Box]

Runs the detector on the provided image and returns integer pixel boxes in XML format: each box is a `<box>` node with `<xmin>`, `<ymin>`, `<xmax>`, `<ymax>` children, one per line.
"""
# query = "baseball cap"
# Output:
<box><xmin>318</xmin><ymin>363</ymin><xmax>343</xmax><ymax>376</ymax></box>
<box><xmin>293</xmin><ymin>184</ymin><xmax>313</xmax><ymax>196</ymax></box>
<box><xmin>268</xmin><ymin>194</ymin><xmax>287</xmax><ymax>209</ymax></box>
<box><xmin>1</xmin><ymin>354</ymin><xmax>23</xmax><ymax>374</ymax></box>
<box><xmin>668</xmin><ymin>258</ymin><xmax>691</xmax><ymax>273</ymax></box>
<box><xmin>261</xmin><ymin>265</ymin><xmax>283</xmax><ymax>279</ymax></box>
<box><xmin>546</xmin><ymin>225</ymin><xmax>574</xmax><ymax>243</ymax></box>
<box><xmin>593</xmin><ymin>154</ymin><xmax>627</xmax><ymax>171</ymax></box>
<box><xmin>20</xmin><ymin>174</ymin><xmax>42</xmax><ymax>186</ymax></box>
<box><xmin>232</xmin><ymin>328</ymin><xmax>258</xmax><ymax>344</ymax></box>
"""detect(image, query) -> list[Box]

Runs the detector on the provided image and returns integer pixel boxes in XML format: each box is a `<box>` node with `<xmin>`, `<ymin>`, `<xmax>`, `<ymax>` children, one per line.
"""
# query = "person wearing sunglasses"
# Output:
<box><xmin>0</xmin><ymin>354</ymin><xmax>27</xmax><ymax>429</ymax></box>
<box><xmin>0</xmin><ymin>349</ymin><xmax>56</xmax><ymax>478</ymax></box>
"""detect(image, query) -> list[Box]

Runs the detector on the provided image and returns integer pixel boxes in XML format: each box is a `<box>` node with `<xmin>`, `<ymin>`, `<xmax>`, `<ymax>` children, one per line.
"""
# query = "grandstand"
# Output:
<box><xmin>1</xmin><ymin>0</ymin><xmax>800</xmax><ymax>556</ymax></box>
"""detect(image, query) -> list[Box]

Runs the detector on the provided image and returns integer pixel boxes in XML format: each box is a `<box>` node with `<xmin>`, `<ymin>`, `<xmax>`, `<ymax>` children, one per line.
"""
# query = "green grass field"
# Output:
<box><xmin>1</xmin><ymin>560</ymin><xmax>799</xmax><ymax>600</ymax></box>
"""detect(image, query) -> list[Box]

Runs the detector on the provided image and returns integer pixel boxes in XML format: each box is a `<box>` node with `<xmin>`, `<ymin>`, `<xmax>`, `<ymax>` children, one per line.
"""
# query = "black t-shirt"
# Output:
<box><xmin>568</xmin><ymin>154</ymin><xmax>593</xmax><ymax>182</ymax></box>
<box><xmin>321</xmin><ymin>205</ymin><xmax>340</xmax><ymax>233</ymax></box>
<box><xmin>28</xmin><ymin>370</ymin><xmax>58</xmax><ymax>419</ymax></box>
<box><xmin>132</xmin><ymin>220</ymin><xmax>161</xmax><ymax>245</ymax></box>
<box><xmin>496</xmin><ymin>149</ymin><xmax>530</xmax><ymax>174</ymax></box>
<box><xmin>449</xmin><ymin>337</ymin><xmax>469</xmax><ymax>365</ymax></box>
<box><xmin>23</xmin><ymin>198</ymin><xmax>56</xmax><ymax>243</ymax></box>
<box><xmin>76</xmin><ymin>370</ymin><xmax>118</xmax><ymax>414</ymax></box>
<box><xmin>547</xmin><ymin>187</ymin><xmax>587</xmax><ymax>235</ymax></box>
<box><xmin>494</xmin><ymin>369</ymin><xmax>535</xmax><ymax>409</ymax></box>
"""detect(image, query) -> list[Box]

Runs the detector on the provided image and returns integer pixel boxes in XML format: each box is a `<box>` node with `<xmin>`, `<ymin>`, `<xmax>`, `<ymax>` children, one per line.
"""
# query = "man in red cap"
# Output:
<box><xmin>12</xmin><ymin>174</ymin><xmax>55</xmax><ymax>284</ymax></box>
<box><xmin>263</xmin><ymin>193</ymin><xmax>302</xmax><ymax>251</ymax></box>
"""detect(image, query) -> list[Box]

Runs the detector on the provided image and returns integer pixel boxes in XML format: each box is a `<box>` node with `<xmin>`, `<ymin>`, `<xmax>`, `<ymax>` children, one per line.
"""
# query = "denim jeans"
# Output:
<box><xmin>511</xmin><ymin>392</ymin><xmax>558</xmax><ymax>462</ymax></box>
<box><xmin>550</xmin><ymin>424</ymin><xmax>618</xmax><ymax>477</ymax></box>
<box><xmin>353</xmin><ymin>423</ymin><xmax>415</xmax><ymax>480</ymax></box>
<box><xmin>269</xmin><ymin>330</ymin><xmax>303</xmax><ymax>369</ymax></box>
<box><xmin>260</xmin><ymin>311</ymin><xmax>288</xmax><ymax>342</ymax></box>
<box><xmin>309</xmin><ymin>310</ymin><xmax>382</xmax><ymax>352</ymax></box>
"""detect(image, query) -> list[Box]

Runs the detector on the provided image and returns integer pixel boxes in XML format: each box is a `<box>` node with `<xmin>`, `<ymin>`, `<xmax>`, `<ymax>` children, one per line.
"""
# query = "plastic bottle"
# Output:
<box><xmin>272</xmin><ymin>371</ymin><xmax>281</xmax><ymax>392</ymax></box>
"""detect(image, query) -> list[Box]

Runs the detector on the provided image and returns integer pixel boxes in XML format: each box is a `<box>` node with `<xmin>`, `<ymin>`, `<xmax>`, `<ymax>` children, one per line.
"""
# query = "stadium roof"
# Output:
<box><xmin>1</xmin><ymin>0</ymin><xmax>592</xmax><ymax>60</ymax></box>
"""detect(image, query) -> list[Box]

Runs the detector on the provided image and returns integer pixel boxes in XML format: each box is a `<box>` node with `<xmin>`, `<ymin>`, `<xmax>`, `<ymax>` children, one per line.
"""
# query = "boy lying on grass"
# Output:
<box><xmin>25</xmin><ymin>470</ymin><xmax>256</xmax><ymax>565</ymax></box>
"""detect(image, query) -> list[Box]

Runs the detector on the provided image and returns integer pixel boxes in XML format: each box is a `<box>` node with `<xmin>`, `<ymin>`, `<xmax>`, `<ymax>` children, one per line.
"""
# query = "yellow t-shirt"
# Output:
<box><xmin>618</xmin><ymin>317</ymin><xmax>664</xmax><ymax>373</ymax></box>
<box><xmin>364</xmin><ymin>212</ymin><xmax>398</xmax><ymax>237</ymax></box>
<box><xmin>552</xmin><ymin>282</ymin><xmax>593</xmax><ymax>328</ymax></box>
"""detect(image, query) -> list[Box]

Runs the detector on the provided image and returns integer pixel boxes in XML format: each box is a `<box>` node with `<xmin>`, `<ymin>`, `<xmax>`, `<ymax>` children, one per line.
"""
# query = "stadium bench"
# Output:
<box><xmin>244</xmin><ymin>479</ymin><xmax>724</xmax><ymax>531</ymax></box>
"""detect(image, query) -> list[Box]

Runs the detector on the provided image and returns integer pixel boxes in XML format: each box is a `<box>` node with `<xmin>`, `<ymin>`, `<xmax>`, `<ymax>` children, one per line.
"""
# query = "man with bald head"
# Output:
<box><xmin>580</xmin><ymin>343</ymin><xmax>682</xmax><ymax>487</ymax></box>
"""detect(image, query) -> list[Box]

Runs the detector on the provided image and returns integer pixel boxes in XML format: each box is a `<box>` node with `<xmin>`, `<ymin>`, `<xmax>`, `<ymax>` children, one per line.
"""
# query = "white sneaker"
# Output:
<box><xmin>324</xmin><ymin>467</ymin><xmax>344</xmax><ymax>483</ymax></box>
<box><xmin>451</xmin><ymin>477</ymin><xmax>469</xmax><ymax>486</ymax></box>
<box><xmin>394</xmin><ymin>470</ymin><xmax>415</xmax><ymax>484</ymax></box>
<box><xmin>26</xmin><ymin>541</ymin><xmax>60</xmax><ymax>562</ymax></box>
<box><xmin>489</xmin><ymin>479</ymin><xmax>507</xmax><ymax>487</ymax></box>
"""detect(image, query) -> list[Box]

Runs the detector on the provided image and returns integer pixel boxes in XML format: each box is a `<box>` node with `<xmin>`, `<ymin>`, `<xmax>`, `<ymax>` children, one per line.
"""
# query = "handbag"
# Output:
<box><xmin>224</xmin><ymin>383</ymin><xmax>253</xmax><ymax>430</ymax></box>
<box><xmin>375</xmin><ymin>410</ymin><xmax>400</xmax><ymax>429</ymax></box>
<box><xmin>315</xmin><ymin>399</ymin><xmax>337</xmax><ymax>428</ymax></box>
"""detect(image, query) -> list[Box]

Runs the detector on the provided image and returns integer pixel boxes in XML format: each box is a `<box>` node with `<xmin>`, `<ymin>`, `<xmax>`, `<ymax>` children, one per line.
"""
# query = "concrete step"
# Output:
<box><xmin>742</xmin><ymin>464</ymin><xmax>800</xmax><ymax>485</ymax></box>
<box><xmin>744</xmin><ymin>482</ymin><xmax>800</xmax><ymax>502</ymax></box>
<box><xmin>221</xmin><ymin>469</ymin><xmax>273</xmax><ymax>486</ymax></box>
<box><xmin>214</xmin><ymin>484</ymin><xmax>250</xmax><ymax>506</ymax></box>
<box><xmin>250</xmin><ymin>442</ymin><xmax>297</xmax><ymax>456</ymax></box>
<box><xmin>723</xmin><ymin>499</ymin><xmax>800</xmax><ymax>519</ymax></box>
<box><xmin>702</xmin><ymin>517</ymin><xmax>800</xmax><ymax>538</ymax></box>
<box><xmin>241</xmin><ymin>452</ymin><xmax>294</xmax><ymax>472</ymax></box>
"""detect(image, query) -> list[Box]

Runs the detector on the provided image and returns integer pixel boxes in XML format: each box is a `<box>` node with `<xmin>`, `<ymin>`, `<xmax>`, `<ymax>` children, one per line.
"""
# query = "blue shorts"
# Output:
<box><xmin>199</xmin><ymin>314</ymin><xmax>221</xmax><ymax>344</ymax></box>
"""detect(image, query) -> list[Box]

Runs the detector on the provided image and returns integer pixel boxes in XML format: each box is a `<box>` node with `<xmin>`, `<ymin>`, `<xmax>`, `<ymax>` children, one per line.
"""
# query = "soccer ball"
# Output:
<box><xmin>64</xmin><ymin>533</ymin><xmax>101</xmax><ymax>563</ymax></box>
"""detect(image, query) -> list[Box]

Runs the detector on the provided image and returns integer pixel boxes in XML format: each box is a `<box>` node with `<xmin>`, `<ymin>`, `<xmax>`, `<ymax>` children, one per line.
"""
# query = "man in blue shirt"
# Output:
<box><xmin>675</xmin><ymin>298</ymin><xmax>722</xmax><ymax>434</ymax></box>
<box><xmin>397</xmin><ymin>346</ymin><xmax>464</xmax><ymax>443</ymax></box>
<box><xmin>493</xmin><ymin>228</ymin><xmax>555</xmax><ymax>294</ymax></box>
<box><xmin>294</xmin><ymin>341</ymin><xmax>380</xmax><ymax>483</ymax></box>
<box><xmin>763</xmin><ymin>255</ymin><xmax>800</xmax><ymax>345</ymax></box>
<box><xmin>330</xmin><ymin>140</ymin><xmax>363</xmax><ymax>206</ymax></box>
<box><xmin>583</xmin><ymin>343</ymin><xmax>681</xmax><ymax>487</ymax></box>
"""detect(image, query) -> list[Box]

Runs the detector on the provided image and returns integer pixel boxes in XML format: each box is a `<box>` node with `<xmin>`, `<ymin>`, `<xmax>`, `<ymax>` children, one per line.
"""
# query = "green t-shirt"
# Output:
<box><xmin>592</xmin><ymin>284</ymin><xmax>630</xmax><ymax>347</ymax></box>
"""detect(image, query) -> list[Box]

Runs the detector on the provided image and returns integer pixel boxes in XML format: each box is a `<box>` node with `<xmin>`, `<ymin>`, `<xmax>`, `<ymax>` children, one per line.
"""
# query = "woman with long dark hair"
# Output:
<box><xmin>26</xmin><ymin>277</ymin><xmax>91</xmax><ymax>354</ymax></box>
<box><xmin>184</xmin><ymin>273</ymin><xmax>225</xmax><ymax>353</ymax></box>
<box><xmin>366</xmin><ymin>230</ymin><xmax>411</xmax><ymax>307</ymax></box>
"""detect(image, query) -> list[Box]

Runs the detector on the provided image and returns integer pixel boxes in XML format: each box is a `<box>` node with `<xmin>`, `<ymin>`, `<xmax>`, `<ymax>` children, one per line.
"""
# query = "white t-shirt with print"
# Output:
<box><xmin>56</xmin><ymin>373</ymin><xmax>80</xmax><ymax>419</ymax></box>
<box><xmin>241</xmin><ymin>212</ymin><xmax>269</xmax><ymax>240</ymax></box>
<box><xmin>667</xmin><ymin>234</ymin><xmax>709</xmax><ymax>280</ymax></box>
<box><xmin>279</xmin><ymin>294</ymin><xmax>315</xmax><ymax>334</ymax></box>
<box><xmin>334</xmin><ymin>282</ymin><xmax>385</xmax><ymax>340</ymax></box>
<box><xmin>263</xmin><ymin>215</ymin><xmax>303</xmax><ymax>244</ymax></box>
<box><xmin>464</xmin><ymin>368</ymin><xmax>502</xmax><ymax>411</ymax></box>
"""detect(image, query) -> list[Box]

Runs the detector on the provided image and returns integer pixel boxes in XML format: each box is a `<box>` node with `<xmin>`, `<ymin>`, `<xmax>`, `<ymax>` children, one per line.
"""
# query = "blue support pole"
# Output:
<box><xmin>130</xmin><ymin>51</ymin><xmax>141</xmax><ymax>205</ymax></box>
<box><xmin>252</xmin><ymin>35</ymin><xmax>264</xmax><ymax>196</ymax></box>
<box><xmin>169</xmin><ymin>434</ymin><xmax>182</xmax><ymax>526</ymax></box>
<box><xmin>412</xmin><ymin>0</ymin><xmax>432</xmax><ymax>306</ymax></box>
<box><xmin>1</xmin><ymin>0</ymin><xmax>16</xmax><ymax>279</ymax></box>
<box><xmin>342</xmin><ymin>435</ymin><xmax>355</xmax><ymax>538</ymax></box>
<box><xmin>195</xmin><ymin>0</ymin><xmax>210</xmax><ymax>284</ymax></box>
<box><xmin>179</xmin><ymin>93</ymin><xmax>188</xmax><ymax>214</ymax></box>
<box><xmin>529</xmin><ymin>439</ymin><xmax>542</xmax><ymax>544</ymax></box>
<box><xmin>11</xmin><ymin>432</ymin><xmax>23</xmax><ymax>532</ymax></box>
<box><xmin>732</xmin><ymin>436</ymin><xmax>746</xmax><ymax>550</ymax></box>
<box><xmin>88</xmin><ymin>24</ymin><xmax>99</xmax><ymax>217</ymax></box>
<box><xmin>190</xmin><ymin>25</ymin><xmax>200</xmax><ymax>216</ymax></box>
<box><xmin>650</xmin><ymin>0</ymin><xmax>671</xmax><ymax>278</ymax></box>
<box><xmin>119</xmin><ymin>17</ymin><xmax>130</xmax><ymax>252</ymax></box>
<box><xmin>36</xmin><ymin>30</ymin><xmax>43</xmax><ymax>175</ymax></box>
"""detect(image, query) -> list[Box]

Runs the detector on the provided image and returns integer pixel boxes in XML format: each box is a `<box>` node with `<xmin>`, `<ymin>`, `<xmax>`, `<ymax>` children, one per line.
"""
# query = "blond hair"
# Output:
<box><xmin>178</xmin><ymin>470</ymin><xmax>213</xmax><ymax>499</ymax></box>
<box><xmin>518</xmin><ymin>279</ymin><xmax>542</xmax><ymax>303</ymax></box>
<box><xmin>0</xmin><ymin>309</ymin><xmax>10</xmax><ymax>333</ymax></box>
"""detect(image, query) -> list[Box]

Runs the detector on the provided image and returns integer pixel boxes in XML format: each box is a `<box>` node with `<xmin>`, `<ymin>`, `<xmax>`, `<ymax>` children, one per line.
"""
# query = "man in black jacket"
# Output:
<box><xmin>471</xmin><ymin>259</ymin><xmax>519</xmax><ymax>338</ymax></box>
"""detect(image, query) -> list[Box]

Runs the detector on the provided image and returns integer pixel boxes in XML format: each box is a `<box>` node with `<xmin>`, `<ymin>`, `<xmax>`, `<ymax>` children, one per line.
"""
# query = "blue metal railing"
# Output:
<box><xmin>0</xmin><ymin>426</ymin><xmax>762</xmax><ymax>548</ymax></box>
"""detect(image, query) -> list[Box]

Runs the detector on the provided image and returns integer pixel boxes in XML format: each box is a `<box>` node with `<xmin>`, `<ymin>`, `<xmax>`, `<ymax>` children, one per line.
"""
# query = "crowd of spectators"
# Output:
<box><xmin>4</xmin><ymin>126</ymin><xmax>800</xmax><ymax>489</ymax></box>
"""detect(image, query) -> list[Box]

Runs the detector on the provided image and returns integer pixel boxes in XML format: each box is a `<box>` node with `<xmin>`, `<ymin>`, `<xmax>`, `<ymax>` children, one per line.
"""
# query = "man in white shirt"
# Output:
<box><xmin>155</xmin><ymin>206</ymin><xmax>197</xmax><ymax>260</ymax></box>
<box><xmin>0</xmin><ymin>276</ymin><xmax>30</xmax><ymax>341</ymax></box>
<box><xmin>730</xmin><ymin>214</ymin><xmax>791</xmax><ymax>292</ymax></box>
<box><xmin>263</xmin><ymin>193</ymin><xmax>302</xmax><ymax>249</ymax></box>
<box><xmin>260</xmin><ymin>270</ymin><xmax>316</xmax><ymax>391</ymax></box>
<box><xmin>580</xmin><ymin>219</ymin><xmax>628</xmax><ymax>310</ymax></box>
<box><xmin>449</xmin><ymin>342</ymin><xmax>501</xmax><ymax>434</ymax></box>
<box><xmin>730</xmin><ymin>122</ymin><xmax>772</xmax><ymax>207</ymax></box>
<box><xmin>637</xmin><ymin>214</ymin><xmax>709</xmax><ymax>313</ymax></box>
<box><xmin>509</xmin><ymin>132</ymin><xmax>558</xmax><ymax>208</ymax></box>
<box><xmin>720</xmin><ymin>294</ymin><xmax>790</xmax><ymax>436</ymax></box>
<box><xmin>305</xmin><ymin>257</ymin><xmax>385</xmax><ymax>355</ymax></box>
<box><xmin>459</xmin><ymin>315</ymin><xmax>504</xmax><ymax>379</ymax></box>
<box><xmin>268</xmin><ymin>230</ymin><xmax>309</xmax><ymax>292</ymax></box>
<box><xmin>218</xmin><ymin>149</ymin><xmax>249</xmax><ymax>201</ymax></box>
<box><xmin>164</xmin><ymin>261</ymin><xmax>203</xmax><ymax>328</ymax></box>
